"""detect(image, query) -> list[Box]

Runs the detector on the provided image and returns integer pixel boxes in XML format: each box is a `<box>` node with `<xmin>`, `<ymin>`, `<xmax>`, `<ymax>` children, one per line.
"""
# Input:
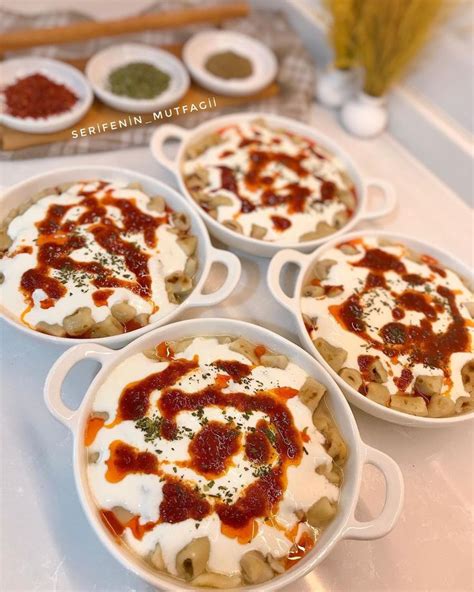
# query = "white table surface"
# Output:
<box><xmin>1</xmin><ymin>104</ymin><xmax>473</xmax><ymax>592</ymax></box>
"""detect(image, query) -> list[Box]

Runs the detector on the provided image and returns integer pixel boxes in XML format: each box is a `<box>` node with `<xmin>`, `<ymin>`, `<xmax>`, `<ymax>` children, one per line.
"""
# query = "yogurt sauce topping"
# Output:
<box><xmin>301</xmin><ymin>238</ymin><xmax>474</xmax><ymax>401</ymax></box>
<box><xmin>86</xmin><ymin>337</ymin><xmax>339</xmax><ymax>577</ymax></box>
<box><xmin>182</xmin><ymin>120</ymin><xmax>356</xmax><ymax>243</ymax></box>
<box><xmin>0</xmin><ymin>180</ymin><xmax>188</xmax><ymax>330</ymax></box>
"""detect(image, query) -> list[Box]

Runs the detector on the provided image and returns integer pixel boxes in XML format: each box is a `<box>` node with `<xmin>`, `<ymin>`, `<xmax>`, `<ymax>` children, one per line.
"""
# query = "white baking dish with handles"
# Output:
<box><xmin>150</xmin><ymin>112</ymin><xmax>396</xmax><ymax>258</ymax></box>
<box><xmin>267</xmin><ymin>230</ymin><xmax>474</xmax><ymax>428</ymax></box>
<box><xmin>0</xmin><ymin>166</ymin><xmax>241</xmax><ymax>348</ymax></box>
<box><xmin>44</xmin><ymin>317</ymin><xmax>404</xmax><ymax>592</ymax></box>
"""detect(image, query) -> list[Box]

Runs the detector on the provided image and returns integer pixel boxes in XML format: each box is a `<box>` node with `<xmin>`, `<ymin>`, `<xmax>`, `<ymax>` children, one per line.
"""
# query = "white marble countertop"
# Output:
<box><xmin>1</xmin><ymin>104</ymin><xmax>473</xmax><ymax>592</ymax></box>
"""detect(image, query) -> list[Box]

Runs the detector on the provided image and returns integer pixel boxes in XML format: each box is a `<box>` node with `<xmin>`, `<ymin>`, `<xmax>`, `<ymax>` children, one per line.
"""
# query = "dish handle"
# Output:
<box><xmin>186</xmin><ymin>247</ymin><xmax>242</xmax><ymax>308</ymax></box>
<box><xmin>44</xmin><ymin>343</ymin><xmax>114</xmax><ymax>432</ymax></box>
<box><xmin>360</xmin><ymin>178</ymin><xmax>397</xmax><ymax>221</ymax></box>
<box><xmin>342</xmin><ymin>444</ymin><xmax>404</xmax><ymax>540</ymax></box>
<box><xmin>267</xmin><ymin>249</ymin><xmax>311</xmax><ymax>312</ymax></box>
<box><xmin>150</xmin><ymin>124</ymin><xmax>190</xmax><ymax>175</ymax></box>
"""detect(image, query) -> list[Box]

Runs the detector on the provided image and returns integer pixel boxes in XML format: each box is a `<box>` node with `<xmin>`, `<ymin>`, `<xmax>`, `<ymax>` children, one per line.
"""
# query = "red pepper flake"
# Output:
<box><xmin>4</xmin><ymin>73</ymin><xmax>78</xmax><ymax>119</ymax></box>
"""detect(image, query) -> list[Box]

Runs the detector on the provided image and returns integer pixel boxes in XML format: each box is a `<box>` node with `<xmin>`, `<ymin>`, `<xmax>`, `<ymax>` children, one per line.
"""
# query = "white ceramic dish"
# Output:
<box><xmin>150</xmin><ymin>112</ymin><xmax>396</xmax><ymax>258</ymax></box>
<box><xmin>85</xmin><ymin>43</ymin><xmax>190</xmax><ymax>114</ymax></box>
<box><xmin>182</xmin><ymin>30</ymin><xmax>278</xmax><ymax>97</ymax></box>
<box><xmin>267</xmin><ymin>230</ymin><xmax>474</xmax><ymax>428</ymax></box>
<box><xmin>44</xmin><ymin>317</ymin><xmax>403</xmax><ymax>592</ymax></box>
<box><xmin>0</xmin><ymin>166</ymin><xmax>240</xmax><ymax>348</ymax></box>
<box><xmin>0</xmin><ymin>57</ymin><xmax>93</xmax><ymax>134</ymax></box>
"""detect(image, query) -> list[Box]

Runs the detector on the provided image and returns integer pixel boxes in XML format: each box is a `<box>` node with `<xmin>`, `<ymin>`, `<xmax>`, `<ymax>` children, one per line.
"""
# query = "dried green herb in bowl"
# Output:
<box><xmin>108</xmin><ymin>62</ymin><xmax>171</xmax><ymax>99</ymax></box>
<box><xmin>205</xmin><ymin>51</ymin><xmax>253</xmax><ymax>79</ymax></box>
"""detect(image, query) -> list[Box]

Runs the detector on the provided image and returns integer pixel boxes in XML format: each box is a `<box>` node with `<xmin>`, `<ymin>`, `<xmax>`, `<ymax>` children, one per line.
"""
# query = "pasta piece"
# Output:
<box><xmin>327</xmin><ymin>286</ymin><xmax>343</xmax><ymax>298</ymax></box>
<box><xmin>368</xmin><ymin>359</ymin><xmax>388</xmax><ymax>383</ymax></box>
<box><xmin>36</xmin><ymin>321</ymin><xmax>66</xmax><ymax>338</ymax></box>
<box><xmin>186</xmin><ymin>133</ymin><xmax>223</xmax><ymax>159</ymax></box>
<box><xmin>170</xmin><ymin>212</ymin><xmax>191</xmax><ymax>232</ymax></box>
<box><xmin>133</xmin><ymin>313</ymin><xmax>150</xmax><ymax>327</ymax></box>
<box><xmin>298</xmin><ymin>377</ymin><xmax>326</xmax><ymax>413</ymax></box>
<box><xmin>63</xmin><ymin>307</ymin><xmax>95</xmax><ymax>337</ymax></box>
<box><xmin>313</xmin><ymin>337</ymin><xmax>347</xmax><ymax>372</ymax></box>
<box><xmin>127</xmin><ymin>182</ymin><xmax>143</xmax><ymax>190</ymax></box>
<box><xmin>176</xmin><ymin>537</ymin><xmax>210</xmax><ymax>581</ymax></box>
<box><xmin>222</xmin><ymin>220</ymin><xmax>243</xmax><ymax>233</ymax></box>
<box><xmin>312</xmin><ymin>404</ymin><xmax>347</xmax><ymax>463</ymax></box>
<box><xmin>461</xmin><ymin>360</ymin><xmax>474</xmax><ymax>395</ymax></box>
<box><xmin>314</xmin><ymin>221</ymin><xmax>335</xmax><ymax>238</ymax></box>
<box><xmin>414</xmin><ymin>375</ymin><xmax>443</xmax><ymax>397</ymax></box>
<box><xmin>143</xmin><ymin>348</ymin><xmax>159</xmax><ymax>360</ymax></box>
<box><xmin>184</xmin><ymin>256</ymin><xmax>198</xmax><ymax>277</ymax></box>
<box><xmin>313</xmin><ymin>259</ymin><xmax>336</xmax><ymax>280</ymax></box>
<box><xmin>55</xmin><ymin>182</ymin><xmax>75</xmax><ymax>193</ymax></box>
<box><xmin>188</xmin><ymin>187</ymin><xmax>210</xmax><ymax>204</ymax></box>
<box><xmin>194</xmin><ymin>166</ymin><xmax>210</xmax><ymax>184</ymax></box>
<box><xmin>228</xmin><ymin>337</ymin><xmax>259</xmax><ymax>364</ymax></box>
<box><xmin>260</xmin><ymin>353</ymin><xmax>288</xmax><ymax>369</ymax></box>
<box><xmin>148</xmin><ymin>196</ymin><xmax>165</xmax><ymax>213</ymax></box>
<box><xmin>302</xmin><ymin>285</ymin><xmax>324</xmax><ymax>298</ymax></box>
<box><xmin>91</xmin><ymin>411</ymin><xmax>109</xmax><ymax>421</ymax></box>
<box><xmin>339</xmin><ymin>243</ymin><xmax>359</xmax><ymax>255</ymax></box>
<box><xmin>338</xmin><ymin>189</ymin><xmax>356</xmax><ymax>210</ymax></box>
<box><xmin>165</xmin><ymin>271</ymin><xmax>193</xmax><ymax>303</ymax></box>
<box><xmin>390</xmin><ymin>394</ymin><xmax>428</xmax><ymax>416</ymax></box>
<box><xmin>463</xmin><ymin>302</ymin><xmax>474</xmax><ymax>318</ymax></box>
<box><xmin>89</xmin><ymin>315</ymin><xmax>123</xmax><ymax>338</ymax></box>
<box><xmin>306</xmin><ymin>496</ymin><xmax>337</xmax><ymax>527</ymax></box>
<box><xmin>302</xmin><ymin>313</ymin><xmax>316</xmax><ymax>330</ymax></box>
<box><xmin>377</xmin><ymin>238</ymin><xmax>397</xmax><ymax>248</ymax></box>
<box><xmin>111</xmin><ymin>506</ymin><xmax>134</xmax><ymax>525</ymax></box>
<box><xmin>427</xmin><ymin>394</ymin><xmax>455</xmax><ymax>418</ymax></box>
<box><xmin>111</xmin><ymin>302</ymin><xmax>136</xmax><ymax>324</ymax></box>
<box><xmin>217</xmin><ymin>335</ymin><xmax>233</xmax><ymax>344</ymax></box>
<box><xmin>455</xmin><ymin>396</ymin><xmax>474</xmax><ymax>414</ymax></box>
<box><xmin>251</xmin><ymin>117</ymin><xmax>268</xmax><ymax>128</ymax></box>
<box><xmin>316</xmin><ymin>462</ymin><xmax>342</xmax><ymax>486</ymax></box>
<box><xmin>150</xmin><ymin>543</ymin><xmax>166</xmax><ymax>571</ymax></box>
<box><xmin>144</xmin><ymin>339</ymin><xmax>192</xmax><ymax>360</ymax></box>
<box><xmin>250</xmin><ymin>224</ymin><xmax>267</xmax><ymax>240</ymax></box>
<box><xmin>209</xmin><ymin>195</ymin><xmax>233</xmax><ymax>207</ymax></box>
<box><xmin>173</xmin><ymin>338</ymin><xmax>194</xmax><ymax>353</ymax></box>
<box><xmin>143</xmin><ymin>341</ymin><xmax>173</xmax><ymax>361</ymax></box>
<box><xmin>0</xmin><ymin>230</ymin><xmax>12</xmax><ymax>251</ymax></box>
<box><xmin>266</xmin><ymin>554</ymin><xmax>285</xmax><ymax>575</ymax></box>
<box><xmin>88</xmin><ymin>451</ymin><xmax>99</xmax><ymax>464</ymax></box>
<box><xmin>299</xmin><ymin>231</ymin><xmax>321</xmax><ymax>242</ymax></box>
<box><xmin>366</xmin><ymin>383</ymin><xmax>390</xmax><ymax>406</ymax></box>
<box><xmin>339</xmin><ymin>368</ymin><xmax>362</xmax><ymax>391</ymax></box>
<box><xmin>240</xmin><ymin>551</ymin><xmax>274</xmax><ymax>585</ymax></box>
<box><xmin>405</xmin><ymin>248</ymin><xmax>422</xmax><ymax>264</ymax></box>
<box><xmin>191</xmin><ymin>573</ymin><xmax>242</xmax><ymax>589</ymax></box>
<box><xmin>177</xmin><ymin>235</ymin><xmax>197</xmax><ymax>256</ymax></box>
<box><xmin>333</xmin><ymin>210</ymin><xmax>349</xmax><ymax>229</ymax></box>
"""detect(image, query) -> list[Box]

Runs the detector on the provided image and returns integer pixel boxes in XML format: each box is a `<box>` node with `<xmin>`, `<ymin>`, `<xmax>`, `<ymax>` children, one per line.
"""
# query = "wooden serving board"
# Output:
<box><xmin>0</xmin><ymin>44</ymin><xmax>279</xmax><ymax>152</ymax></box>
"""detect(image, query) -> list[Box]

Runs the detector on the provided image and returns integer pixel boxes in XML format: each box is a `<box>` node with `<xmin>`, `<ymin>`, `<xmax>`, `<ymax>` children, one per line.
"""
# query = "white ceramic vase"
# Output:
<box><xmin>340</xmin><ymin>92</ymin><xmax>388</xmax><ymax>138</ymax></box>
<box><xmin>315</xmin><ymin>67</ymin><xmax>357</xmax><ymax>108</ymax></box>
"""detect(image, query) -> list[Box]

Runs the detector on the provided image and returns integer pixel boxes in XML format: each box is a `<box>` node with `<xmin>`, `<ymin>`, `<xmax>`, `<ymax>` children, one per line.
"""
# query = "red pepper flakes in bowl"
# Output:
<box><xmin>4</xmin><ymin>73</ymin><xmax>78</xmax><ymax>119</ymax></box>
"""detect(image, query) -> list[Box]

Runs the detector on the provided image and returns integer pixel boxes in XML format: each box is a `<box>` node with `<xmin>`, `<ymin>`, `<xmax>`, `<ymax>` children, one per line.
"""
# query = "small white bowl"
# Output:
<box><xmin>85</xmin><ymin>43</ymin><xmax>190</xmax><ymax>114</ymax></box>
<box><xmin>0</xmin><ymin>166</ymin><xmax>241</xmax><ymax>348</ymax></box>
<box><xmin>0</xmin><ymin>57</ymin><xmax>93</xmax><ymax>134</ymax></box>
<box><xmin>44</xmin><ymin>317</ymin><xmax>403</xmax><ymax>592</ymax></box>
<box><xmin>150</xmin><ymin>112</ymin><xmax>397</xmax><ymax>258</ymax></box>
<box><xmin>182</xmin><ymin>30</ymin><xmax>278</xmax><ymax>96</ymax></box>
<box><xmin>267</xmin><ymin>230</ymin><xmax>474</xmax><ymax>428</ymax></box>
